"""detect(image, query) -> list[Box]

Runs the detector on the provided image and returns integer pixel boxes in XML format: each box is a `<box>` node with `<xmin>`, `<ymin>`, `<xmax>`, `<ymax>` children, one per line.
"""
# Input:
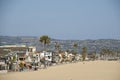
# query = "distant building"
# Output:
<box><xmin>0</xmin><ymin>45</ymin><xmax>36</xmax><ymax>53</ymax></box>
<box><xmin>0</xmin><ymin>45</ymin><xmax>36</xmax><ymax>62</ymax></box>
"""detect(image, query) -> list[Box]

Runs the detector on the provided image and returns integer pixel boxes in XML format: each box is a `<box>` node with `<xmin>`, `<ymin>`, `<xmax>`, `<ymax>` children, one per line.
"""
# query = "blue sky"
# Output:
<box><xmin>0</xmin><ymin>0</ymin><xmax>120</xmax><ymax>40</ymax></box>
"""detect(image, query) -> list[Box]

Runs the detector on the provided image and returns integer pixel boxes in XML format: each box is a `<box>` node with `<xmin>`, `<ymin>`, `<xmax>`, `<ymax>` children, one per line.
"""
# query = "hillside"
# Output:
<box><xmin>0</xmin><ymin>36</ymin><xmax>120</xmax><ymax>53</ymax></box>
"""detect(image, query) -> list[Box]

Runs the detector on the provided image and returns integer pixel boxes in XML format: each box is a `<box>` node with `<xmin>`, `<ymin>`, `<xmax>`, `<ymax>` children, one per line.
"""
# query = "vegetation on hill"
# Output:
<box><xmin>0</xmin><ymin>36</ymin><xmax>120</xmax><ymax>53</ymax></box>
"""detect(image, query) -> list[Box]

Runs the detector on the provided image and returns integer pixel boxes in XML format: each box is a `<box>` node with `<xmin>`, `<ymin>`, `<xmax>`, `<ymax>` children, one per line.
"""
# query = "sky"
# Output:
<box><xmin>0</xmin><ymin>0</ymin><xmax>120</xmax><ymax>40</ymax></box>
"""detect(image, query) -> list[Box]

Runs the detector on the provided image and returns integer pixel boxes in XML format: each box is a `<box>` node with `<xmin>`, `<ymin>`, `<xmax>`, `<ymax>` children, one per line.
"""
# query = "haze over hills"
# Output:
<box><xmin>0</xmin><ymin>36</ymin><xmax>120</xmax><ymax>53</ymax></box>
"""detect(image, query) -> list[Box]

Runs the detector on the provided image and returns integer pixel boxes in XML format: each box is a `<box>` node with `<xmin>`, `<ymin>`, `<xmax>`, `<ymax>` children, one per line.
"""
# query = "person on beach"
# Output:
<box><xmin>40</xmin><ymin>57</ymin><xmax>47</xmax><ymax>69</ymax></box>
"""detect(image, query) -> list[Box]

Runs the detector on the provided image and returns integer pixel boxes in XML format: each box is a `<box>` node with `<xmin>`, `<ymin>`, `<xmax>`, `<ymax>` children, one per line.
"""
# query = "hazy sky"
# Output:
<box><xmin>0</xmin><ymin>0</ymin><xmax>120</xmax><ymax>40</ymax></box>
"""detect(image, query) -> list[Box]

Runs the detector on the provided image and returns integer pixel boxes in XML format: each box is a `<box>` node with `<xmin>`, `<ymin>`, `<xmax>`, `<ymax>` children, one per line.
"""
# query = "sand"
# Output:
<box><xmin>0</xmin><ymin>61</ymin><xmax>120</xmax><ymax>80</ymax></box>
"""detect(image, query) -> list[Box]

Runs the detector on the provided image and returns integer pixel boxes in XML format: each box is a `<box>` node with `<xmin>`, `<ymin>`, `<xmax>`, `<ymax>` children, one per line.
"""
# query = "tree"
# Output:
<box><xmin>12</xmin><ymin>55</ymin><xmax>16</xmax><ymax>62</ymax></box>
<box><xmin>81</xmin><ymin>47</ymin><xmax>87</xmax><ymax>61</ymax></box>
<box><xmin>100</xmin><ymin>48</ymin><xmax>112</xmax><ymax>60</ymax></box>
<box><xmin>91</xmin><ymin>51</ymin><xmax>96</xmax><ymax>60</ymax></box>
<box><xmin>39</xmin><ymin>35</ymin><xmax>51</xmax><ymax>51</ymax></box>
<box><xmin>73</xmin><ymin>42</ymin><xmax>78</xmax><ymax>55</ymax></box>
<box><xmin>55</xmin><ymin>42</ymin><xmax>61</xmax><ymax>53</ymax></box>
<box><xmin>100</xmin><ymin>49</ymin><xmax>105</xmax><ymax>57</ymax></box>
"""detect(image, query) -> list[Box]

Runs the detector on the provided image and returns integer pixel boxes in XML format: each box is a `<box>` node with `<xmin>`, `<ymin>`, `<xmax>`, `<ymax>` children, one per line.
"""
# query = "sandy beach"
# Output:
<box><xmin>0</xmin><ymin>61</ymin><xmax>120</xmax><ymax>80</ymax></box>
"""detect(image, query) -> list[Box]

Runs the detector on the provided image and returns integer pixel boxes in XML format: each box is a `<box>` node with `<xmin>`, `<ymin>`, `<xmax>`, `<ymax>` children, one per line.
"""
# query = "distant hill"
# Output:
<box><xmin>0</xmin><ymin>36</ymin><xmax>38</xmax><ymax>45</ymax></box>
<box><xmin>0</xmin><ymin>36</ymin><xmax>120</xmax><ymax>53</ymax></box>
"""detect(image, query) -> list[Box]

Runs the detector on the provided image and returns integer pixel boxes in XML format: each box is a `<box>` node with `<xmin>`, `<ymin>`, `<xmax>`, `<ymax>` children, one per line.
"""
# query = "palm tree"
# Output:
<box><xmin>39</xmin><ymin>35</ymin><xmax>51</xmax><ymax>51</ymax></box>
<box><xmin>81</xmin><ymin>47</ymin><xmax>87</xmax><ymax>61</ymax></box>
<box><xmin>73</xmin><ymin>42</ymin><xmax>78</xmax><ymax>55</ymax></box>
